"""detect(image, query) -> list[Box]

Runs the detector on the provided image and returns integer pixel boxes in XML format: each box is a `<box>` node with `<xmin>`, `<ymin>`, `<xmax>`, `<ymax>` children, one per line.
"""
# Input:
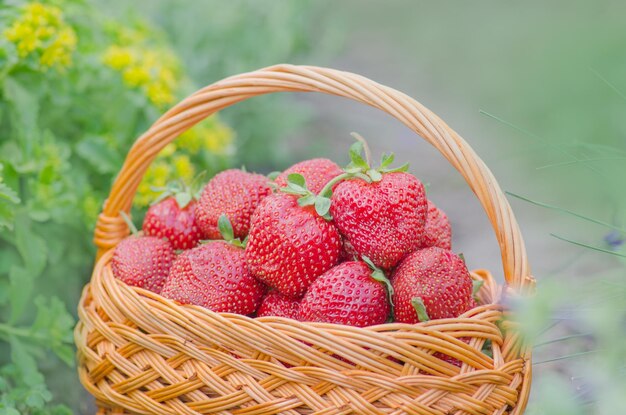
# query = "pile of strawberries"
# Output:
<box><xmin>112</xmin><ymin>140</ymin><xmax>477</xmax><ymax>329</ymax></box>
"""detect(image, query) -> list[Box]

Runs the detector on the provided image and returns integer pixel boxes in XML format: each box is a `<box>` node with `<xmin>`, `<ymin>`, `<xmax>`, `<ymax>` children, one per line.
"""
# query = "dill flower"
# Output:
<box><xmin>4</xmin><ymin>2</ymin><xmax>77</xmax><ymax>70</ymax></box>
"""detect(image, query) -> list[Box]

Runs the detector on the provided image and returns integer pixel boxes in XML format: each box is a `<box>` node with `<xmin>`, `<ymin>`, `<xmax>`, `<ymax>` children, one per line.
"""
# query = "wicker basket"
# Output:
<box><xmin>76</xmin><ymin>64</ymin><xmax>536</xmax><ymax>415</ymax></box>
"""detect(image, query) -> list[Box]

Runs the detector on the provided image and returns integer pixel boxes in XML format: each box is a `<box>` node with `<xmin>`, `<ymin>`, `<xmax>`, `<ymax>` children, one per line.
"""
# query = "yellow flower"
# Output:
<box><xmin>176</xmin><ymin>117</ymin><xmax>235</xmax><ymax>155</ymax></box>
<box><xmin>122</xmin><ymin>65</ymin><xmax>150</xmax><ymax>87</ymax></box>
<box><xmin>160</xmin><ymin>143</ymin><xmax>177</xmax><ymax>157</ymax></box>
<box><xmin>172</xmin><ymin>155</ymin><xmax>195</xmax><ymax>182</ymax></box>
<box><xmin>177</xmin><ymin>128</ymin><xmax>202</xmax><ymax>153</ymax></box>
<box><xmin>4</xmin><ymin>3</ymin><xmax>76</xmax><ymax>70</ymax></box>
<box><xmin>104</xmin><ymin>43</ymin><xmax>179</xmax><ymax>107</ymax></box>
<box><xmin>145</xmin><ymin>81</ymin><xmax>174</xmax><ymax>107</ymax></box>
<box><xmin>204</xmin><ymin>121</ymin><xmax>235</xmax><ymax>155</ymax></box>
<box><xmin>102</xmin><ymin>45</ymin><xmax>133</xmax><ymax>69</ymax></box>
<box><xmin>40</xmin><ymin>27</ymin><xmax>77</xmax><ymax>68</ymax></box>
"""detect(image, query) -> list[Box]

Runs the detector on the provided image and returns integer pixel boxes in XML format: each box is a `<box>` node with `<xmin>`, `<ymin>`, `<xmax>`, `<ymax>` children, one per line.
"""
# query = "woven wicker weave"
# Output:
<box><xmin>76</xmin><ymin>64</ymin><xmax>536</xmax><ymax>415</ymax></box>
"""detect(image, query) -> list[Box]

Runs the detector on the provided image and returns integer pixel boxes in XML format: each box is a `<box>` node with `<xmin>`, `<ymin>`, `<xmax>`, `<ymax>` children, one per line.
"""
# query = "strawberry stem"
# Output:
<box><xmin>317</xmin><ymin>172</ymin><xmax>370</xmax><ymax>199</ymax></box>
<box><xmin>411</xmin><ymin>297</ymin><xmax>430</xmax><ymax>322</ymax></box>
<box><xmin>119</xmin><ymin>211</ymin><xmax>139</xmax><ymax>236</ymax></box>
<box><xmin>363</xmin><ymin>255</ymin><xmax>395</xmax><ymax>319</ymax></box>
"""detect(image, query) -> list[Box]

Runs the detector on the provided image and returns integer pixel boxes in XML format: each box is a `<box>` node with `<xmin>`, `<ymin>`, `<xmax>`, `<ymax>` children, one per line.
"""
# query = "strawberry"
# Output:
<box><xmin>196</xmin><ymin>169</ymin><xmax>272</xmax><ymax>240</ymax></box>
<box><xmin>392</xmin><ymin>247</ymin><xmax>472</xmax><ymax>324</ymax></box>
<box><xmin>421</xmin><ymin>200</ymin><xmax>452</xmax><ymax>250</ymax></box>
<box><xmin>321</xmin><ymin>140</ymin><xmax>428</xmax><ymax>269</ymax></box>
<box><xmin>161</xmin><ymin>215</ymin><xmax>265</xmax><ymax>313</ymax></box>
<box><xmin>143</xmin><ymin>197</ymin><xmax>204</xmax><ymax>250</ymax></box>
<box><xmin>330</xmin><ymin>172</ymin><xmax>427</xmax><ymax>269</ymax></box>
<box><xmin>245</xmin><ymin>193</ymin><xmax>341</xmax><ymax>298</ymax></box>
<box><xmin>299</xmin><ymin>261</ymin><xmax>391</xmax><ymax>327</ymax></box>
<box><xmin>275</xmin><ymin>158</ymin><xmax>342</xmax><ymax>194</ymax></box>
<box><xmin>111</xmin><ymin>236</ymin><xmax>174</xmax><ymax>293</ymax></box>
<box><xmin>257</xmin><ymin>291</ymin><xmax>301</xmax><ymax>319</ymax></box>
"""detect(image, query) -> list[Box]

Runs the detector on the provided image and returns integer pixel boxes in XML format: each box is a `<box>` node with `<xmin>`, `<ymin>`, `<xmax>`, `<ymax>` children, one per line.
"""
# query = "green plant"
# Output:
<box><xmin>484</xmin><ymin>77</ymin><xmax>626</xmax><ymax>414</ymax></box>
<box><xmin>0</xmin><ymin>1</ymin><xmax>233</xmax><ymax>412</ymax></box>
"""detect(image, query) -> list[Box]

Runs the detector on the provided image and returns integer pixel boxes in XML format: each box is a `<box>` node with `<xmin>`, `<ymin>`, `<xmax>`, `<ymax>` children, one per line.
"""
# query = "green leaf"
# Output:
<box><xmin>281</xmin><ymin>173</ymin><xmax>310</xmax><ymax>196</ymax></box>
<box><xmin>0</xmin><ymin>201</ymin><xmax>18</xmax><ymax>231</ymax></box>
<box><xmin>0</xmin><ymin>166</ymin><xmax>20</xmax><ymax>230</ymax></box>
<box><xmin>349</xmin><ymin>141</ymin><xmax>369</xmax><ymax>169</ymax></box>
<box><xmin>382</xmin><ymin>162</ymin><xmax>410</xmax><ymax>173</ymax></box>
<box><xmin>3</xmin><ymin>76</ymin><xmax>39</xmax><ymax>144</ymax></box>
<box><xmin>31</xmin><ymin>296</ymin><xmax>76</xmax><ymax>366</ymax></box>
<box><xmin>314</xmin><ymin>196</ymin><xmax>331</xmax><ymax>217</ymax></box>
<box><xmin>380</xmin><ymin>153</ymin><xmax>395</xmax><ymax>168</ymax></box>
<box><xmin>15</xmin><ymin>211</ymin><xmax>47</xmax><ymax>274</ymax></box>
<box><xmin>9</xmin><ymin>266</ymin><xmax>34</xmax><ymax>323</ymax></box>
<box><xmin>0</xmin><ymin>182</ymin><xmax>19</xmax><ymax>204</ymax></box>
<box><xmin>287</xmin><ymin>173</ymin><xmax>306</xmax><ymax>188</ymax></box>
<box><xmin>218</xmin><ymin>214</ymin><xmax>234</xmax><ymax>241</ymax></box>
<box><xmin>297</xmin><ymin>194</ymin><xmax>316</xmax><ymax>207</ymax></box>
<box><xmin>9</xmin><ymin>337</ymin><xmax>44</xmax><ymax>388</ymax></box>
<box><xmin>174</xmin><ymin>192</ymin><xmax>192</xmax><ymax>209</ymax></box>
<box><xmin>472</xmin><ymin>280</ymin><xmax>484</xmax><ymax>297</ymax></box>
<box><xmin>411</xmin><ymin>297</ymin><xmax>430</xmax><ymax>322</ymax></box>
<box><xmin>267</xmin><ymin>171</ymin><xmax>281</xmax><ymax>181</ymax></box>
<box><xmin>75</xmin><ymin>135</ymin><xmax>122</xmax><ymax>174</ymax></box>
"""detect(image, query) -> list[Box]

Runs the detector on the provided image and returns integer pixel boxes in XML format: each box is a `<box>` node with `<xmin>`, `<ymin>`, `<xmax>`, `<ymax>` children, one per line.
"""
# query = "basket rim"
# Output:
<box><xmin>92</xmin><ymin>64</ymin><xmax>534</xmax><ymax>292</ymax></box>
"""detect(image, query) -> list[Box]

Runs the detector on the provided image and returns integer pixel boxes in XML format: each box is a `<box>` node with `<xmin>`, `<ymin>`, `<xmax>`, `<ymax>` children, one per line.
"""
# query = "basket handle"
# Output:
<box><xmin>94</xmin><ymin>64</ymin><xmax>534</xmax><ymax>292</ymax></box>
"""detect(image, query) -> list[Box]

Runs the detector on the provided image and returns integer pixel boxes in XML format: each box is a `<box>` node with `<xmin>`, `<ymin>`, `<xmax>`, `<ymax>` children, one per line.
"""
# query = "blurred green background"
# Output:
<box><xmin>1</xmin><ymin>0</ymin><xmax>624</xmax><ymax>413</ymax></box>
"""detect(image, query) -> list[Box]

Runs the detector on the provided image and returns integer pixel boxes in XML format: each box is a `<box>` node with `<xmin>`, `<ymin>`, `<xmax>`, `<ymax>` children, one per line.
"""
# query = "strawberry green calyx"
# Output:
<box><xmin>217</xmin><ymin>213</ymin><xmax>246</xmax><ymax>248</ymax></box>
<box><xmin>344</xmin><ymin>134</ymin><xmax>409</xmax><ymax>183</ymax></box>
<box><xmin>266</xmin><ymin>171</ymin><xmax>281</xmax><ymax>181</ymax></box>
<box><xmin>362</xmin><ymin>255</ymin><xmax>395</xmax><ymax>321</ymax></box>
<box><xmin>279</xmin><ymin>173</ymin><xmax>345</xmax><ymax>220</ymax></box>
<box><xmin>411</xmin><ymin>297</ymin><xmax>430</xmax><ymax>322</ymax></box>
<box><xmin>151</xmin><ymin>172</ymin><xmax>207</xmax><ymax>209</ymax></box>
<box><xmin>472</xmin><ymin>280</ymin><xmax>484</xmax><ymax>300</ymax></box>
<box><xmin>279</xmin><ymin>136</ymin><xmax>408</xmax><ymax>219</ymax></box>
<box><xmin>281</xmin><ymin>171</ymin><xmax>372</xmax><ymax>220</ymax></box>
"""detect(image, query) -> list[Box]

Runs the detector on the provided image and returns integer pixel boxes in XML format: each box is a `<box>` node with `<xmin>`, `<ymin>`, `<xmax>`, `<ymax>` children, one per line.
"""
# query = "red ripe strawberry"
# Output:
<box><xmin>392</xmin><ymin>247</ymin><xmax>472</xmax><ymax>324</ymax></box>
<box><xmin>196</xmin><ymin>169</ymin><xmax>272</xmax><ymax>240</ymax></box>
<box><xmin>330</xmin><ymin>172</ymin><xmax>427</xmax><ymax>269</ymax></box>
<box><xmin>257</xmin><ymin>291</ymin><xmax>301</xmax><ymax>319</ymax></box>
<box><xmin>111</xmin><ymin>236</ymin><xmax>174</xmax><ymax>293</ymax></box>
<box><xmin>161</xmin><ymin>241</ymin><xmax>265</xmax><ymax>314</ymax></box>
<box><xmin>299</xmin><ymin>261</ymin><xmax>390</xmax><ymax>327</ymax></box>
<box><xmin>275</xmin><ymin>158</ymin><xmax>342</xmax><ymax>194</ymax></box>
<box><xmin>245</xmin><ymin>193</ymin><xmax>341</xmax><ymax>298</ymax></box>
<box><xmin>143</xmin><ymin>197</ymin><xmax>204</xmax><ymax>250</ymax></box>
<box><xmin>421</xmin><ymin>200</ymin><xmax>452</xmax><ymax>250</ymax></box>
